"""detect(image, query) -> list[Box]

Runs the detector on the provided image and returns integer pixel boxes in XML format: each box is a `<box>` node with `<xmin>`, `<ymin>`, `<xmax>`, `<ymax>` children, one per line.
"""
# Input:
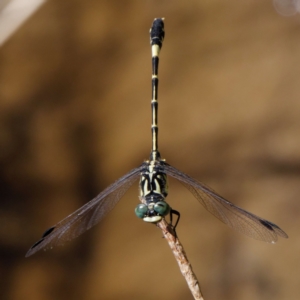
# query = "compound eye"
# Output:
<box><xmin>135</xmin><ymin>204</ymin><xmax>148</xmax><ymax>218</ymax></box>
<box><xmin>154</xmin><ymin>201</ymin><xmax>170</xmax><ymax>216</ymax></box>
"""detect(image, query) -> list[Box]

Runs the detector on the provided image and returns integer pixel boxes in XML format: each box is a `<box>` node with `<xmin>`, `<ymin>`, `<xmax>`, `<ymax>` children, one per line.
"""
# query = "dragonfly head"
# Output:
<box><xmin>135</xmin><ymin>201</ymin><xmax>170</xmax><ymax>223</ymax></box>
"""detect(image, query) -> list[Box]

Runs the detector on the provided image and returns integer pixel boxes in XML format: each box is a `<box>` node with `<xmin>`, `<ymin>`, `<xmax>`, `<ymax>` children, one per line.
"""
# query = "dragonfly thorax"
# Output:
<box><xmin>139</xmin><ymin>161</ymin><xmax>168</xmax><ymax>199</ymax></box>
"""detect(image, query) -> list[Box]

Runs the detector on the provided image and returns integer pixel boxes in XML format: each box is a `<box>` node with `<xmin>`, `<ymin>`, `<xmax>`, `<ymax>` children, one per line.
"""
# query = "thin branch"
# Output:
<box><xmin>157</xmin><ymin>219</ymin><xmax>204</xmax><ymax>300</ymax></box>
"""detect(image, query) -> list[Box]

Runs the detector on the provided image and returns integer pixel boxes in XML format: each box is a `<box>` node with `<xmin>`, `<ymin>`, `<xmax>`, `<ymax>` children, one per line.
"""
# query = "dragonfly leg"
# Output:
<box><xmin>169</xmin><ymin>208</ymin><xmax>180</xmax><ymax>236</ymax></box>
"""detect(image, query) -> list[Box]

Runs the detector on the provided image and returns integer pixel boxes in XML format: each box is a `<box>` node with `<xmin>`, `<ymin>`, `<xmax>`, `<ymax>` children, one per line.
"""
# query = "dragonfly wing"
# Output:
<box><xmin>163</xmin><ymin>163</ymin><xmax>288</xmax><ymax>243</ymax></box>
<box><xmin>26</xmin><ymin>166</ymin><xmax>142</xmax><ymax>257</ymax></box>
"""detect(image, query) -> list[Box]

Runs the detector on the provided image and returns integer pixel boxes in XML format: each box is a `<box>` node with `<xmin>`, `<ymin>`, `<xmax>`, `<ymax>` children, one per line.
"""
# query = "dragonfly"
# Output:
<box><xmin>26</xmin><ymin>18</ymin><xmax>288</xmax><ymax>257</ymax></box>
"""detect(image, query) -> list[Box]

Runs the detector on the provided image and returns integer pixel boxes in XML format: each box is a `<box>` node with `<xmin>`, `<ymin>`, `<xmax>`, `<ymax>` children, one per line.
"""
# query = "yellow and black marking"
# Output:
<box><xmin>150</xmin><ymin>18</ymin><xmax>165</xmax><ymax>162</ymax></box>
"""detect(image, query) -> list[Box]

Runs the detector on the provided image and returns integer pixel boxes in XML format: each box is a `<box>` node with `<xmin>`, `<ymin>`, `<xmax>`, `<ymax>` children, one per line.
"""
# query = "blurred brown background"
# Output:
<box><xmin>0</xmin><ymin>0</ymin><xmax>299</xmax><ymax>299</ymax></box>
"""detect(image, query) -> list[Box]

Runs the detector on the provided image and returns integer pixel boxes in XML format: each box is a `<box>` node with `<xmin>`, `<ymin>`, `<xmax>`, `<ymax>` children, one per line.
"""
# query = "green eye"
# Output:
<box><xmin>154</xmin><ymin>201</ymin><xmax>170</xmax><ymax>216</ymax></box>
<box><xmin>135</xmin><ymin>204</ymin><xmax>148</xmax><ymax>218</ymax></box>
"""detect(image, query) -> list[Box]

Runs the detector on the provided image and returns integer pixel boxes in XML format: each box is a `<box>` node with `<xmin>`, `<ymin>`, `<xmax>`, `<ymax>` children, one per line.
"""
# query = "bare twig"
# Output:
<box><xmin>157</xmin><ymin>219</ymin><xmax>204</xmax><ymax>300</ymax></box>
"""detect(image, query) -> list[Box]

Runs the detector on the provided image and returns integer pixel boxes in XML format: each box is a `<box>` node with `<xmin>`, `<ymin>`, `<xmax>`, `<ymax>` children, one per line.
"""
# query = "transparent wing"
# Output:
<box><xmin>163</xmin><ymin>163</ymin><xmax>288</xmax><ymax>243</ymax></box>
<box><xmin>26</xmin><ymin>166</ymin><xmax>142</xmax><ymax>257</ymax></box>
